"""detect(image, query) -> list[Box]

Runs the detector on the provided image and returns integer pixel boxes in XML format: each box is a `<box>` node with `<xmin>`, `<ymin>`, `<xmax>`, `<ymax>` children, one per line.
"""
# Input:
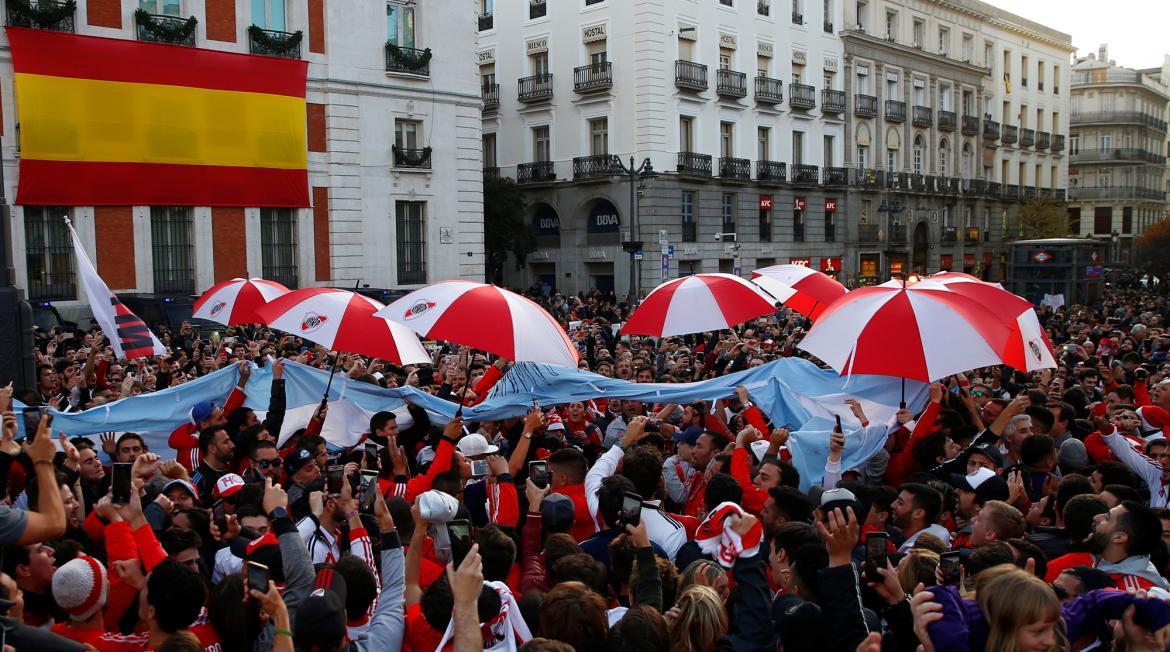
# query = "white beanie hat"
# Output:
<box><xmin>52</xmin><ymin>556</ymin><xmax>108</xmax><ymax>621</ymax></box>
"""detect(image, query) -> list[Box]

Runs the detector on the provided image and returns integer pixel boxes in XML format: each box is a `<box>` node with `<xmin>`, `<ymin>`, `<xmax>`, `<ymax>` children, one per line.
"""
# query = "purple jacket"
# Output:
<box><xmin>926</xmin><ymin>586</ymin><xmax>1170</xmax><ymax>651</ymax></box>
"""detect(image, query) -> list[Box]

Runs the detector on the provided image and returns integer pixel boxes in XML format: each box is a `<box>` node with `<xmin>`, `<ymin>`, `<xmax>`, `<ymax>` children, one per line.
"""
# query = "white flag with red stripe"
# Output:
<box><xmin>65</xmin><ymin>218</ymin><xmax>166</xmax><ymax>361</ymax></box>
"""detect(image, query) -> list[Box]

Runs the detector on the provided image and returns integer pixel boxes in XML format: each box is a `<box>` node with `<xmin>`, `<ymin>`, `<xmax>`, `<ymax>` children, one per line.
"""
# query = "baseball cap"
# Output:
<box><xmin>162</xmin><ymin>479</ymin><xmax>199</xmax><ymax>500</ymax></box>
<box><xmin>672</xmin><ymin>426</ymin><xmax>704</xmax><ymax>446</ymax></box>
<box><xmin>965</xmin><ymin>444</ymin><xmax>1004</xmax><ymax>469</ymax></box>
<box><xmin>229</xmin><ymin>531</ymin><xmax>286</xmax><ymax>583</ymax></box>
<box><xmin>540</xmin><ymin>493</ymin><xmax>575</xmax><ymax>532</ymax></box>
<box><xmin>295</xmin><ymin>587</ymin><xmax>347</xmax><ymax>651</ymax></box>
<box><xmin>820</xmin><ymin>487</ymin><xmax>863</xmax><ymax>518</ymax></box>
<box><xmin>214</xmin><ymin>473</ymin><xmax>246</xmax><ymax>500</ymax></box>
<box><xmin>285</xmin><ymin>448</ymin><xmax>315</xmax><ymax>475</ymax></box>
<box><xmin>190</xmin><ymin>400</ymin><xmax>216</xmax><ymax>425</ymax></box>
<box><xmin>949</xmin><ymin>467</ymin><xmax>1010</xmax><ymax>503</ymax></box>
<box><xmin>1058</xmin><ymin>438</ymin><xmax>1089</xmax><ymax>471</ymax></box>
<box><xmin>457</xmin><ymin>433</ymin><xmax>499</xmax><ymax>457</ymax></box>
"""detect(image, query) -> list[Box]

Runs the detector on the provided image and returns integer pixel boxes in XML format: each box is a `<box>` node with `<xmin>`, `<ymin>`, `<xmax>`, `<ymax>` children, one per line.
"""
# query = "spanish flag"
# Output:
<box><xmin>9</xmin><ymin>27</ymin><xmax>309</xmax><ymax>207</ymax></box>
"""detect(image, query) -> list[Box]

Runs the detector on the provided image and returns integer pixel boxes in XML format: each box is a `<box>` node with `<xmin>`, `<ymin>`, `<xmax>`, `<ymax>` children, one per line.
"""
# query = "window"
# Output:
<box><xmin>1123</xmin><ymin>208</ymin><xmax>1133</xmax><ymax>234</ymax></box>
<box><xmin>792</xmin><ymin>131</ymin><xmax>804</xmax><ymax>165</ymax></box>
<box><xmin>481</xmin><ymin>0</ymin><xmax>493</xmax><ymax>14</ymax></box>
<box><xmin>140</xmin><ymin>0</ymin><xmax>180</xmax><ymax>15</ymax></box>
<box><xmin>531</xmin><ymin>52</ymin><xmax>549</xmax><ymax>75</ymax></box>
<box><xmin>1093</xmin><ymin>207</ymin><xmax>1112</xmax><ymax>234</ymax></box>
<box><xmin>856</xmin><ymin>65</ymin><xmax>869</xmax><ymax>94</ymax></box>
<box><xmin>481</xmin><ymin>66</ymin><xmax>496</xmax><ymax>88</ymax></box>
<box><xmin>791</xmin><ymin>67</ymin><xmax>803</xmax><ymax>85</ymax></box>
<box><xmin>857</xmin><ymin>144</ymin><xmax>868</xmax><ymax>169</ymax></box>
<box><xmin>23</xmin><ymin>206</ymin><xmax>75</xmax><ymax>301</ymax></box>
<box><xmin>385</xmin><ymin>0</ymin><xmax>415</xmax><ymax>47</ymax></box>
<box><xmin>912</xmin><ymin>18</ymin><xmax>923</xmax><ymax>48</ymax></box>
<box><xmin>758</xmin><ymin>127</ymin><xmax>771</xmax><ymax>161</ymax></box>
<box><xmin>825</xmin><ymin>204</ymin><xmax>835</xmax><ymax>242</ymax></box>
<box><xmin>533</xmin><ymin>126</ymin><xmax>550</xmax><ymax>161</ymax></box>
<box><xmin>680</xmin><ymin>116</ymin><xmax>694</xmax><ymax>151</ymax></box>
<box><xmin>823</xmin><ymin>135</ymin><xmax>834</xmax><ymax>167</ymax></box>
<box><xmin>887</xmin><ymin>147</ymin><xmax>898</xmax><ymax>171</ymax></box>
<box><xmin>984</xmin><ymin>42</ymin><xmax>993</xmax><ymax>68</ymax></box>
<box><xmin>938</xmin><ymin>26</ymin><xmax>949</xmax><ymax>56</ymax></box>
<box><xmin>961</xmin><ymin>33</ymin><xmax>973</xmax><ymax>62</ymax></box>
<box><xmin>589</xmin><ymin>47</ymin><xmax>607</xmax><ymax>67</ymax></box>
<box><xmin>260</xmin><ymin>208</ymin><xmax>298</xmax><ymax>289</ymax></box>
<box><xmin>396</xmin><ymin>201</ymin><xmax>426</xmax><ymax>284</ymax></box>
<box><xmin>794</xmin><ymin>204</ymin><xmax>804</xmax><ymax>241</ymax></box>
<box><xmin>1068</xmin><ymin>134</ymin><xmax>1080</xmax><ymax>155</ymax></box>
<box><xmin>886</xmin><ymin>71</ymin><xmax>899</xmax><ymax>100</ymax></box>
<box><xmin>760</xmin><ymin>197</ymin><xmax>772</xmax><ymax>242</ymax></box>
<box><xmin>395</xmin><ymin>119</ymin><xmax>422</xmax><ymax>150</ymax></box>
<box><xmin>884</xmin><ymin>11</ymin><xmax>897</xmax><ymax>41</ymax></box>
<box><xmin>590</xmin><ymin>118</ymin><xmax>608</xmax><ymax>155</ymax></box>
<box><xmin>938</xmin><ymin>139</ymin><xmax>948</xmax><ymax>176</ymax></box>
<box><xmin>913</xmin><ymin>78</ymin><xmax>925</xmax><ymax>106</ymax></box>
<box><xmin>482</xmin><ymin>133</ymin><xmax>497</xmax><ymax>168</ymax></box>
<box><xmin>150</xmin><ymin>206</ymin><xmax>195</xmax><ymax>294</ymax></box>
<box><xmin>1037</xmin><ymin>60</ymin><xmax>1045</xmax><ymax>91</ymax></box>
<box><xmin>682</xmin><ymin>191</ymin><xmax>697</xmax><ymax>242</ymax></box>
<box><xmin>1020</xmin><ymin>55</ymin><xmax>1028</xmax><ymax>88</ymax></box>
<box><xmin>719</xmin><ymin>49</ymin><xmax>732</xmax><ymax>71</ymax></box>
<box><xmin>823</xmin><ymin>73</ymin><xmax>834</xmax><ymax>90</ymax></box>
<box><xmin>720</xmin><ymin>122</ymin><xmax>734</xmax><ymax>157</ymax></box>
<box><xmin>855</xmin><ymin>0</ymin><xmax>866</xmax><ymax>31</ymax></box>
<box><xmin>253</xmin><ymin>0</ymin><xmax>287</xmax><ymax>31</ymax></box>
<box><xmin>1053</xmin><ymin>64</ymin><xmax>1060</xmax><ymax>94</ymax></box>
<box><xmin>721</xmin><ymin>193</ymin><xmax>736</xmax><ymax>233</ymax></box>
<box><xmin>1101</xmin><ymin>133</ymin><xmax>1112</xmax><ymax>151</ymax></box>
<box><xmin>912</xmin><ymin>135</ymin><xmax>923</xmax><ymax>174</ymax></box>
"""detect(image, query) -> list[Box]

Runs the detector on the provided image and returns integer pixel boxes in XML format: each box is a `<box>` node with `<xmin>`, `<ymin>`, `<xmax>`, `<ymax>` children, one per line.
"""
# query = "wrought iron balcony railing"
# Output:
<box><xmin>789</xmin><ymin>83</ymin><xmax>815</xmax><ymax>110</ymax></box>
<box><xmin>755</xmin><ymin>76</ymin><xmax>783</xmax><ymax>103</ymax></box>
<box><xmin>885</xmin><ymin>100</ymin><xmax>906</xmax><ymax>122</ymax></box>
<box><xmin>249</xmin><ymin>26</ymin><xmax>303</xmax><ymax>58</ymax></box>
<box><xmin>574</xmin><ymin>62</ymin><xmax>612</xmax><ymax>94</ymax></box>
<box><xmin>791</xmin><ymin>163</ymin><xmax>819</xmax><ymax>184</ymax></box>
<box><xmin>518</xmin><ymin>73</ymin><xmax>554</xmax><ymax>102</ymax></box>
<box><xmin>6</xmin><ymin>0</ymin><xmax>75</xmax><ymax>32</ymax></box>
<box><xmin>393</xmin><ymin>146</ymin><xmax>432</xmax><ymax>169</ymax></box>
<box><xmin>677</xmin><ymin>152</ymin><xmax>713</xmax><ymax>176</ymax></box>
<box><xmin>821</xmin><ymin>89</ymin><xmax>846</xmax><ymax>114</ymax></box>
<box><xmin>938</xmin><ymin>110</ymin><xmax>957</xmax><ymax>131</ymax></box>
<box><xmin>573</xmin><ymin>154</ymin><xmax>613</xmax><ymax>180</ymax></box>
<box><xmin>385</xmin><ymin>44</ymin><xmax>431</xmax><ymax>76</ymax></box>
<box><xmin>854</xmin><ymin>94</ymin><xmax>877</xmax><ymax>117</ymax></box>
<box><xmin>719</xmin><ymin>157</ymin><xmax>751</xmax><ymax>180</ymax></box>
<box><xmin>757</xmin><ymin>160</ymin><xmax>786</xmax><ymax>183</ymax></box>
<box><xmin>135</xmin><ymin>10</ymin><xmax>196</xmax><ymax>46</ymax></box>
<box><xmin>517</xmin><ymin>160</ymin><xmax>556</xmax><ymax>184</ymax></box>
<box><xmin>716</xmin><ymin>69</ymin><xmax>748</xmax><ymax>98</ymax></box>
<box><xmin>912</xmin><ymin>105</ymin><xmax>933</xmax><ymax>127</ymax></box>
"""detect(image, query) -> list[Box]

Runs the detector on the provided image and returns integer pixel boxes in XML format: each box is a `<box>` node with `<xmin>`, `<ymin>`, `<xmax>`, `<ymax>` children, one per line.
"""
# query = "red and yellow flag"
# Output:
<box><xmin>9</xmin><ymin>27</ymin><xmax>309</xmax><ymax>207</ymax></box>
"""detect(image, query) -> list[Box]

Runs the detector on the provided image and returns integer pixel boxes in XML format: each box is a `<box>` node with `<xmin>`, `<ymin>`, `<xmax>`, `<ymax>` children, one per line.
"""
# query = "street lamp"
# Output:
<box><xmin>1111</xmin><ymin>229</ymin><xmax>1120</xmax><ymax>265</ymax></box>
<box><xmin>613</xmin><ymin>155</ymin><xmax>657</xmax><ymax>307</ymax></box>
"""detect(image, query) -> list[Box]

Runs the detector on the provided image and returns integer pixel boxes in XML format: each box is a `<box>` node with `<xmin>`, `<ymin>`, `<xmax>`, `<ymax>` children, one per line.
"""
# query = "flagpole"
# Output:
<box><xmin>321</xmin><ymin>280</ymin><xmax>362</xmax><ymax>406</ymax></box>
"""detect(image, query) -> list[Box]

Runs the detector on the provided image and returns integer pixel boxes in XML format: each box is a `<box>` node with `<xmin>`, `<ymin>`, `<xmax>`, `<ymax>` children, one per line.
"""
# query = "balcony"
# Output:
<box><xmin>757</xmin><ymin>160</ymin><xmax>787</xmax><ymax>184</ymax></box>
<box><xmin>483</xmin><ymin>166</ymin><xmax>500</xmax><ymax>181</ymax></box>
<box><xmin>789</xmin><ymin>83</ymin><xmax>815</xmax><ymax>110</ymax></box>
<box><xmin>392</xmin><ymin>146</ymin><xmax>432</xmax><ymax>169</ymax></box>
<box><xmin>518</xmin><ymin>73</ymin><xmax>554</xmax><ymax>103</ymax></box>
<box><xmin>912</xmin><ymin>106</ymin><xmax>933</xmax><ymax>127</ymax></box>
<box><xmin>983</xmin><ymin>119</ymin><xmax>1000</xmax><ymax>141</ymax></box>
<box><xmin>1020</xmin><ymin>128</ymin><xmax>1035</xmax><ymax>147</ymax></box>
<box><xmin>956</xmin><ymin>115</ymin><xmax>976</xmax><ymax>136</ymax></box>
<box><xmin>758</xmin><ymin>0</ymin><xmax>770</xmax><ymax>16</ymax></box>
<box><xmin>889</xmin><ymin>224</ymin><xmax>908</xmax><ymax>243</ymax></box>
<box><xmin>858</xmin><ymin>223</ymin><xmax>882</xmax><ymax>242</ymax></box>
<box><xmin>1070</xmin><ymin>111</ymin><xmax>1168</xmax><ymax>132</ymax></box>
<box><xmin>716</xmin><ymin>69</ymin><xmax>748</xmax><ymax>98</ymax></box>
<box><xmin>941</xmin><ymin>226</ymin><xmax>958</xmax><ymax>244</ymax></box>
<box><xmin>478</xmin><ymin>13</ymin><xmax>493</xmax><ymax>31</ymax></box>
<box><xmin>1002</xmin><ymin>125</ymin><xmax>1018</xmax><ymax>144</ymax></box>
<box><xmin>481</xmin><ymin>83</ymin><xmax>499</xmax><ymax>111</ymax></box>
<box><xmin>574</xmin><ymin>62</ymin><xmax>612</xmax><ymax>94</ymax></box>
<box><xmin>755</xmin><ymin>76</ymin><xmax>783</xmax><ymax>104</ymax></box>
<box><xmin>1023</xmin><ymin>186</ymin><xmax>1037</xmax><ymax>200</ymax></box>
<box><xmin>1053</xmin><ymin>135</ymin><xmax>1065</xmax><ymax>152</ymax></box>
<box><xmin>854</xmin><ymin>94</ymin><xmax>878</xmax><ymax>117</ymax></box>
<box><xmin>1055</xmin><ymin>189</ymin><xmax>1067</xmax><ymax>201</ymax></box>
<box><xmin>824</xmin><ymin>19</ymin><xmax>833</xmax><ymax>33</ymax></box>
<box><xmin>719</xmin><ymin>157</ymin><xmax>751</xmax><ymax>181</ymax></box>
<box><xmin>965</xmin><ymin>227</ymin><xmax>981</xmax><ymax>245</ymax></box>
<box><xmin>1069</xmin><ymin>186</ymin><xmax>1166</xmax><ymax>201</ymax></box>
<box><xmin>248</xmin><ymin>26</ymin><xmax>302</xmax><ymax>59</ymax></box>
<box><xmin>675</xmin><ymin>60</ymin><xmax>708</xmax><ymax>91</ymax></box>
<box><xmin>1070</xmin><ymin>148</ymin><xmax>1168</xmax><ymax>165</ymax></box>
<box><xmin>135</xmin><ymin>11</ymin><xmax>196</xmax><ymax>46</ymax></box>
<box><xmin>517</xmin><ymin>161</ymin><xmax>556</xmax><ymax>184</ymax></box>
<box><xmin>969</xmin><ymin>179</ymin><xmax>985</xmax><ymax>195</ymax></box>
<box><xmin>529</xmin><ymin>0</ymin><xmax>546</xmax><ymax>19</ymax></box>
<box><xmin>854</xmin><ymin>168</ymin><xmax>885</xmax><ymax>188</ymax></box>
<box><xmin>792</xmin><ymin>163</ymin><xmax>819</xmax><ymax>184</ymax></box>
<box><xmin>573</xmin><ymin>155</ymin><xmax>614</xmax><ymax>180</ymax></box>
<box><xmin>822</xmin><ymin>166</ymin><xmax>848</xmax><ymax>185</ymax></box>
<box><xmin>885</xmin><ymin>100</ymin><xmax>906</xmax><ymax>122</ymax></box>
<box><xmin>1002</xmin><ymin>184</ymin><xmax>1020</xmax><ymax>200</ymax></box>
<box><xmin>938</xmin><ymin>110</ymin><xmax>957</xmax><ymax>131</ymax></box>
<box><xmin>987</xmin><ymin>181</ymin><xmax>1001</xmax><ymax>197</ymax></box>
<box><xmin>1036</xmin><ymin>131</ymin><xmax>1050</xmax><ymax>150</ymax></box>
<box><xmin>6</xmin><ymin>0</ymin><xmax>74</xmax><ymax>32</ymax></box>
<box><xmin>910</xmin><ymin>173</ymin><xmax>927</xmax><ymax>192</ymax></box>
<box><xmin>792</xmin><ymin>10</ymin><xmax>803</xmax><ymax>24</ymax></box>
<box><xmin>677</xmin><ymin>152</ymin><xmax>713</xmax><ymax>177</ymax></box>
<box><xmin>886</xmin><ymin>171</ymin><xmax>908</xmax><ymax>189</ymax></box>
<box><xmin>821</xmin><ymin>89</ymin><xmax>846</xmax><ymax>114</ymax></box>
<box><xmin>385</xmin><ymin>44</ymin><xmax>431</xmax><ymax>76</ymax></box>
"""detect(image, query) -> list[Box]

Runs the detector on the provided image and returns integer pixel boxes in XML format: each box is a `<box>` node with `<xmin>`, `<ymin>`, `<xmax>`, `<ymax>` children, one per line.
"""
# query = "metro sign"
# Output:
<box><xmin>1031</xmin><ymin>250</ymin><xmax>1053</xmax><ymax>263</ymax></box>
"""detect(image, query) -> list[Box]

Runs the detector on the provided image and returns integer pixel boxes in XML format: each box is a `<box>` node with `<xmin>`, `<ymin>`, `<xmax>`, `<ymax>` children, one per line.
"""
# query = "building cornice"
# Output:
<box><xmin>840</xmin><ymin>30</ymin><xmax>991</xmax><ymax>78</ymax></box>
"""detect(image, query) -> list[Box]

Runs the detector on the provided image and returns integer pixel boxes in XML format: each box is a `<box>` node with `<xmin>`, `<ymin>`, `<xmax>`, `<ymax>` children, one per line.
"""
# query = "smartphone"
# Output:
<box><xmin>246</xmin><ymin>561</ymin><xmax>269</xmax><ymax>595</ymax></box>
<box><xmin>865</xmin><ymin>532</ymin><xmax>888</xmax><ymax>579</ymax></box>
<box><xmin>112</xmin><ymin>463</ymin><xmax>133</xmax><ymax>504</ymax></box>
<box><xmin>620</xmin><ymin>491</ymin><xmax>643</xmax><ymax>527</ymax></box>
<box><xmin>212</xmin><ymin>499</ymin><xmax>228</xmax><ymax>533</ymax></box>
<box><xmin>532</xmin><ymin>397</ymin><xmax>541</xmax><ymax>412</ymax></box>
<box><xmin>834</xmin><ymin>414</ymin><xmax>842</xmax><ymax>433</ymax></box>
<box><xmin>21</xmin><ymin>406</ymin><xmax>46</xmax><ymax>440</ymax></box>
<box><xmin>448</xmin><ymin>519</ymin><xmax>473</xmax><ymax>569</ymax></box>
<box><xmin>364</xmin><ymin>443</ymin><xmax>380</xmax><ymax>470</ymax></box>
<box><xmin>326</xmin><ymin>465</ymin><xmax>345</xmax><ymax>495</ymax></box>
<box><xmin>643</xmin><ymin>419</ymin><xmax>661</xmax><ymax>433</ymax></box>
<box><xmin>940</xmin><ymin>551</ymin><xmax>962</xmax><ymax>586</ymax></box>
<box><xmin>529</xmin><ymin>461</ymin><xmax>549</xmax><ymax>489</ymax></box>
<box><xmin>471</xmin><ymin>459</ymin><xmax>489</xmax><ymax>478</ymax></box>
<box><xmin>359</xmin><ymin>470</ymin><xmax>379</xmax><ymax>513</ymax></box>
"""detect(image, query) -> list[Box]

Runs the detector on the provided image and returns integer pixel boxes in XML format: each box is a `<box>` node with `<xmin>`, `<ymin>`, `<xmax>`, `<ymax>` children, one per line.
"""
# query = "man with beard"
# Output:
<box><xmin>891</xmin><ymin>482</ymin><xmax>950</xmax><ymax>552</ymax></box>
<box><xmin>1090</xmin><ymin>500</ymin><xmax>1170</xmax><ymax>591</ymax></box>
<box><xmin>244</xmin><ymin>440</ymin><xmax>284</xmax><ymax>484</ymax></box>
<box><xmin>74</xmin><ymin>439</ymin><xmax>107</xmax><ymax>512</ymax></box>
<box><xmin>191</xmin><ymin>425</ymin><xmax>236</xmax><ymax>505</ymax></box>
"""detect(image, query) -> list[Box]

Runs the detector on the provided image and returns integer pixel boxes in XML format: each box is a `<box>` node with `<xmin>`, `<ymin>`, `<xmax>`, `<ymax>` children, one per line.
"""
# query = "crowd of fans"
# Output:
<box><xmin>6</xmin><ymin>283</ymin><xmax>1170</xmax><ymax>651</ymax></box>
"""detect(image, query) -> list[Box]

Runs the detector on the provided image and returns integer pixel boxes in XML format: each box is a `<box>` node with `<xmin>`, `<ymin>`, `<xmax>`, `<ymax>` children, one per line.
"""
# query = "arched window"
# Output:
<box><xmin>938</xmin><ymin>139</ymin><xmax>949</xmax><ymax>176</ymax></box>
<box><xmin>856</xmin><ymin>123</ymin><xmax>871</xmax><ymax>169</ymax></box>
<box><xmin>885</xmin><ymin>127</ymin><xmax>901</xmax><ymax>170</ymax></box>
<box><xmin>961</xmin><ymin>141</ymin><xmax>973</xmax><ymax>178</ymax></box>
<box><xmin>913</xmin><ymin>135</ymin><xmax>924</xmax><ymax>174</ymax></box>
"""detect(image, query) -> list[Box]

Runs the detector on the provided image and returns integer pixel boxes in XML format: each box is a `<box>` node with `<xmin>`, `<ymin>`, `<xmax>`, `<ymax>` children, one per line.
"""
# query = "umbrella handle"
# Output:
<box><xmin>453</xmin><ymin>351</ymin><xmax>476</xmax><ymax>418</ymax></box>
<box><xmin>900</xmin><ymin>377</ymin><xmax>906</xmax><ymax>409</ymax></box>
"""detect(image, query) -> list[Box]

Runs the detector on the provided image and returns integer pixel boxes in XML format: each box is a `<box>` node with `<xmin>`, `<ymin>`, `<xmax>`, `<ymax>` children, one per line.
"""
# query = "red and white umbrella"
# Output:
<box><xmin>798</xmin><ymin>283</ymin><xmax>1013</xmax><ymax>383</ymax></box>
<box><xmin>882</xmin><ymin>275</ymin><xmax>1056</xmax><ymax>371</ymax></box>
<box><xmin>622</xmin><ymin>273</ymin><xmax>779</xmax><ymax>337</ymax></box>
<box><xmin>373</xmin><ymin>281</ymin><xmax>578</xmax><ymax>367</ymax></box>
<box><xmin>192</xmin><ymin>277</ymin><xmax>290</xmax><ymax>326</ymax></box>
<box><xmin>255</xmin><ymin>288</ymin><xmax>429</xmax><ymax>365</ymax></box>
<box><xmin>750</xmin><ymin>264</ymin><xmax>848</xmax><ymax>319</ymax></box>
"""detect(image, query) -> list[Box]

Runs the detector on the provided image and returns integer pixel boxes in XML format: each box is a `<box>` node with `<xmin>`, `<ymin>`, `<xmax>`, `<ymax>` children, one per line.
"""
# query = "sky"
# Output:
<box><xmin>992</xmin><ymin>0</ymin><xmax>1170</xmax><ymax>68</ymax></box>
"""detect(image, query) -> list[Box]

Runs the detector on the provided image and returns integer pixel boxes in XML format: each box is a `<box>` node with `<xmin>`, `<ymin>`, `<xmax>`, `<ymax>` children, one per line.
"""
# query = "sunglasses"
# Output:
<box><xmin>971</xmin><ymin>391</ymin><xmax>986</xmax><ymax>398</ymax></box>
<box><xmin>257</xmin><ymin>458</ymin><xmax>283</xmax><ymax>469</ymax></box>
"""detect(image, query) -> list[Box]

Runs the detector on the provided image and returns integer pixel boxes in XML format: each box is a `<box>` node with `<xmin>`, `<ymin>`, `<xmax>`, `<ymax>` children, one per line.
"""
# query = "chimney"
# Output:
<box><xmin>1098</xmin><ymin>44</ymin><xmax>1108</xmax><ymax>62</ymax></box>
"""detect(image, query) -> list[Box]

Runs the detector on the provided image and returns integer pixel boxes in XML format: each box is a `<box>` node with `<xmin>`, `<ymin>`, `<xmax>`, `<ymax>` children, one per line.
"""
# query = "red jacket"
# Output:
<box><xmin>377</xmin><ymin>437</ymin><xmax>457</xmax><ymax>503</ymax></box>
<box><xmin>730</xmin><ymin>447</ymin><xmax>767</xmax><ymax>515</ymax></box>
<box><xmin>169</xmin><ymin>386</ymin><xmax>247</xmax><ymax>472</ymax></box>
<box><xmin>886</xmin><ymin>402</ymin><xmax>940</xmax><ymax>488</ymax></box>
<box><xmin>550</xmin><ymin>482</ymin><xmax>596</xmax><ymax>542</ymax></box>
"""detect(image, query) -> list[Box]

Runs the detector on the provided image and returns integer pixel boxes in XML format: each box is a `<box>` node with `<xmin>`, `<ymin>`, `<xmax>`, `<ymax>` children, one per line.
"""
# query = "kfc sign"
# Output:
<box><xmin>793</xmin><ymin>197</ymin><xmax>807</xmax><ymax>211</ymax></box>
<box><xmin>825</xmin><ymin>199</ymin><xmax>838</xmax><ymax>212</ymax></box>
<box><xmin>759</xmin><ymin>195</ymin><xmax>773</xmax><ymax>210</ymax></box>
<box><xmin>789</xmin><ymin>258</ymin><xmax>811</xmax><ymax>267</ymax></box>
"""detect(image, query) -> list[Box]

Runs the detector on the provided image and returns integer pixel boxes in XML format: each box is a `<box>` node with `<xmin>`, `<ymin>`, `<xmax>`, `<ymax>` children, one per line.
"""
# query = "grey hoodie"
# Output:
<box><xmin>1096</xmin><ymin>554</ymin><xmax>1170</xmax><ymax>591</ymax></box>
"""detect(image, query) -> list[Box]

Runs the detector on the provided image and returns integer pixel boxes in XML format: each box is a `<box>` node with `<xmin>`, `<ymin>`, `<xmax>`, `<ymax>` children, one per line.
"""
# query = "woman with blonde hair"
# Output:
<box><xmin>666</xmin><ymin>584</ymin><xmax>728</xmax><ymax>652</ymax></box>
<box><xmin>677</xmin><ymin>560</ymin><xmax>729</xmax><ymax>604</ymax></box>
<box><xmin>916</xmin><ymin>565</ymin><xmax>1170</xmax><ymax>651</ymax></box>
